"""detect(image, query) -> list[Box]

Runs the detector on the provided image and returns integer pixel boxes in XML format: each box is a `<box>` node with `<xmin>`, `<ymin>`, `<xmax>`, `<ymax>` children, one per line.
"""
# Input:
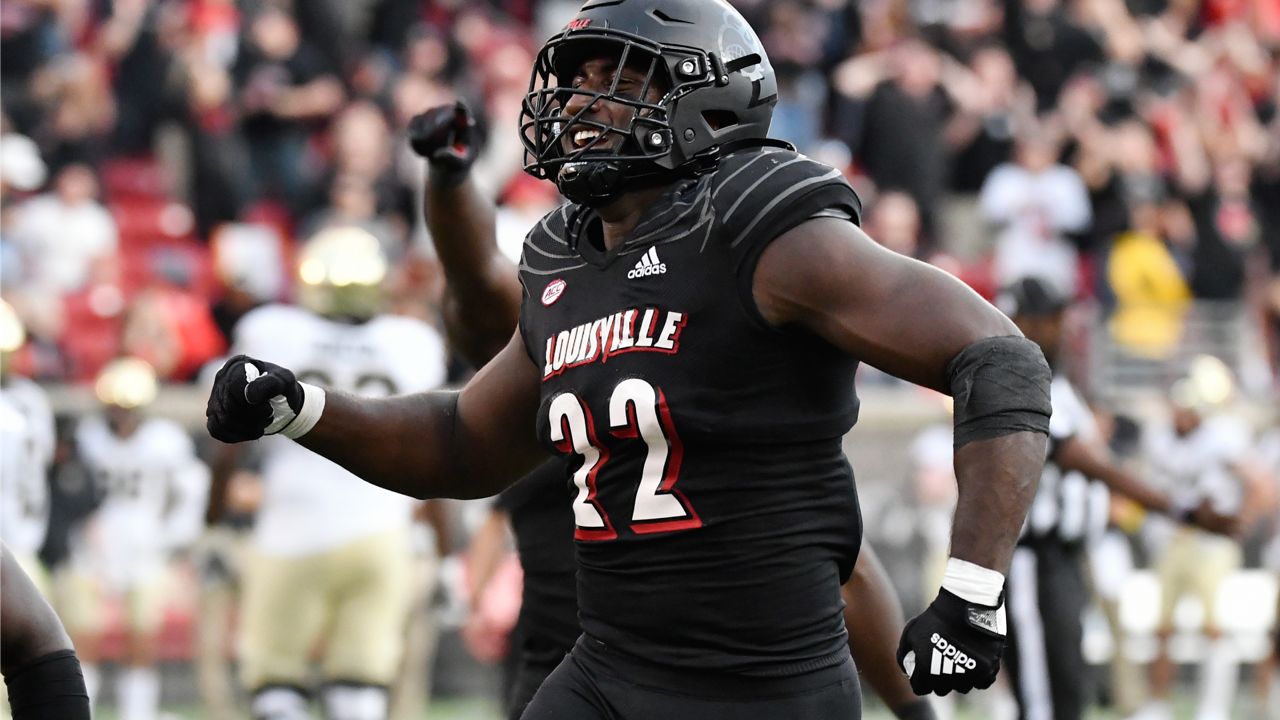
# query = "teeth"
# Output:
<box><xmin>573</xmin><ymin>130</ymin><xmax>601</xmax><ymax>146</ymax></box>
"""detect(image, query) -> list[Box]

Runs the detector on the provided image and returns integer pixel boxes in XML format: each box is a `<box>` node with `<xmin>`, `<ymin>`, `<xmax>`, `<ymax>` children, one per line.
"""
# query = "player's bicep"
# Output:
<box><xmin>441</xmin><ymin>253</ymin><xmax>524</xmax><ymax>367</ymax></box>
<box><xmin>455</xmin><ymin>330</ymin><xmax>548</xmax><ymax>494</ymax></box>
<box><xmin>753</xmin><ymin>218</ymin><xmax>1017</xmax><ymax>391</ymax></box>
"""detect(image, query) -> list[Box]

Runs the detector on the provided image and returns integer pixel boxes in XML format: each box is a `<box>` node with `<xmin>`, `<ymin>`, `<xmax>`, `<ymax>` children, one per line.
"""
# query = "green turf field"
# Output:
<box><xmin>85</xmin><ymin>692</ymin><xmax>1240</xmax><ymax>720</ymax></box>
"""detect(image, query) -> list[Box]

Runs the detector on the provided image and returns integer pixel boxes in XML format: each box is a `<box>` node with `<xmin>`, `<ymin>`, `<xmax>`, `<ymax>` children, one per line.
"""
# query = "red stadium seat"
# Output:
<box><xmin>100</xmin><ymin>157</ymin><xmax>171</xmax><ymax>202</ymax></box>
<box><xmin>111</xmin><ymin>198</ymin><xmax>197</xmax><ymax>250</ymax></box>
<box><xmin>59</xmin><ymin>288</ymin><xmax>125</xmax><ymax>382</ymax></box>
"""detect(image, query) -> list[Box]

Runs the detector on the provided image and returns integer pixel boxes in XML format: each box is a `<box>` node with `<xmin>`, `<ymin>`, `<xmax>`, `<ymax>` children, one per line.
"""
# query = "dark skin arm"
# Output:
<box><xmin>296</xmin><ymin>331</ymin><xmax>547</xmax><ymax>500</ymax></box>
<box><xmin>204</xmin><ymin>442</ymin><xmax>243</xmax><ymax>525</ymax></box>
<box><xmin>844</xmin><ymin>545</ymin><xmax>929</xmax><ymax>715</ymax></box>
<box><xmin>1055</xmin><ymin>435</ymin><xmax>1235</xmax><ymax>534</ymax></box>
<box><xmin>754</xmin><ymin>219</ymin><xmax>1046</xmax><ymax>574</ymax></box>
<box><xmin>426</xmin><ymin>173</ymin><xmax>523</xmax><ymax>366</ymax></box>
<box><xmin>1</xmin><ymin>544</ymin><xmax>74</xmax><ymax>674</ymax></box>
<box><xmin>1056</xmin><ymin>436</ymin><xmax>1172</xmax><ymax>513</ymax></box>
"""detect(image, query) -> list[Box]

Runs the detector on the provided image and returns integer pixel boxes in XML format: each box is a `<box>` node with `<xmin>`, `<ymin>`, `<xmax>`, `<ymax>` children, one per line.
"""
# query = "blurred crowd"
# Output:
<box><xmin>0</xmin><ymin>0</ymin><xmax>1277</xmax><ymax>390</ymax></box>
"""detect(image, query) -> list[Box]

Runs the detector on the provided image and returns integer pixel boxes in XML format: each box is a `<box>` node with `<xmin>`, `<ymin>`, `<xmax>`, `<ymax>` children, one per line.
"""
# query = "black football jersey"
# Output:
<box><xmin>517</xmin><ymin>145</ymin><xmax>864</xmax><ymax>676</ymax></box>
<box><xmin>495</xmin><ymin>460</ymin><xmax>580</xmax><ymax>663</ymax></box>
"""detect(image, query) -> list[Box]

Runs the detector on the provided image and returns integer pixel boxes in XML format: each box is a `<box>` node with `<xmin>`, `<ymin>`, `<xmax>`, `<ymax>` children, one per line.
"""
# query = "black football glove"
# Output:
<box><xmin>408</xmin><ymin>100</ymin><xmax>478</xmax><ymax>186</ymax></box>
<box><xmin>896</xmin><ymin>589</ymin><xmax>1006</xmax><ymax>696</ymax></box>
<box><xmin>206</xmin><ymin>354</ymin><xmax>305</xmax><ymax>443</ymax></box>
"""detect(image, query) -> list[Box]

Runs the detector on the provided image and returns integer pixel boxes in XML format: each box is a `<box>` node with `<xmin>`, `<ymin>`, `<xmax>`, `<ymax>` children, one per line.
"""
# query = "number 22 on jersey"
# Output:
<box><xmin>549</xmin><ymin>378</ymin><xmax>701</xmax><ymax>540</ymax></box>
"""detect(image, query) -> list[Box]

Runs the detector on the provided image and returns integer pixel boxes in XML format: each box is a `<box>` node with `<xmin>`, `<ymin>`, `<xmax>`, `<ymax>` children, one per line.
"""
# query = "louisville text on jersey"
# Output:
<box><xmin>543</xmin><ymin>306</ymin><xmax>686</xmax><ymax>379</ymax></box>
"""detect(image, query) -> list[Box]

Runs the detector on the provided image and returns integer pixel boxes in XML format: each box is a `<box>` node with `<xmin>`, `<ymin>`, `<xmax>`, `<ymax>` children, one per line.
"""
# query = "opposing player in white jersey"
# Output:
<box><xmin>1254</xmin><ymin>424</ymin><xmax>1280</xmax><ymax>719</ymax></box>
<box><xmin>0</xmin><ymin>299</ymin><xmax>55</xmax><ymax>590</ymax></box>
<box><xmin>64</xmin><ymin>357</ymin><xmax>209</xmax><ymax>720</ymax></box>
<box><xmin>1135</xmin><ymin>356</ymin><xmax>1270</xmax><ymax>720</ymax></box>
<box><xmin>214</xmin><ymin>226</ymin><xmax>448</xmax><ymax>720</ymax></box>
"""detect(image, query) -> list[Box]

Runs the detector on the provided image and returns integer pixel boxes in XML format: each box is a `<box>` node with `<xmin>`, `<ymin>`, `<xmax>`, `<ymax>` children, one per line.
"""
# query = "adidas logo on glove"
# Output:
<box><xmin>627</xmin><ymin>247</ymin><xmax>666</xmax><ymax>279</ymax></box>
<box><xmin>929</xmin><ymin>633</ymin><xmax>977</xmax><ymax>675</ymax></box>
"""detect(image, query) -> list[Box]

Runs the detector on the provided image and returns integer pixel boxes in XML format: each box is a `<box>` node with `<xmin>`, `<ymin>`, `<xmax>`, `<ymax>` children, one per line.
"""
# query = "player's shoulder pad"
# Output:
<box><xmin>368</xmin><ymin>314</ymin><xmax>445</xmax><ymax>354</ymax></box>
<box><xmin>234</xmin><ymin>303</ymin><xmax>309</xmax><ymax>346</ymax></box>
<box><xmin>74</xmin><ymin>414</ymin><xmax>110</xmax><ymax>451</ymax></box>
<box><xmin>709</xmin><ymin>144</ymin><xmax>862</xmax><ymax>256</ymax></box>
<box><xmin>141</xmin><ymin>417</ymin><xmax>195</xmax><ymax>452</ymax></box>
<box><xmin>1203</xmin><ymin>414</ymin><xmax>1252</xmax><ymax>451</ymax></box>
<box><xmin>6</xmin><ymin>376</ymin><xmax>51</xmax><ymax>408</ymax></box>
<box><xmin>1048</xmin><ymin>375</ymin><xmax>1084</xmax><ymax>440</ymax></box>
<box><xmin>517</xmin><ymin>202</ymin><xmax>582</xmax><ymax>292</ymax></box>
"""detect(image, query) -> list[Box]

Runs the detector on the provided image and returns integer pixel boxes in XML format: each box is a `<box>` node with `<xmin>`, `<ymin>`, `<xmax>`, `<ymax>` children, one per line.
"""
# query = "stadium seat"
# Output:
<box><xmin>111</xmin><ymin>198</ymin><xmax>197</xmax><ymax>250</ymax></box>
<box><xmin>100</xmin><ymin>157</ymin><xmax>170</xmax><ymax>202</ymax></box>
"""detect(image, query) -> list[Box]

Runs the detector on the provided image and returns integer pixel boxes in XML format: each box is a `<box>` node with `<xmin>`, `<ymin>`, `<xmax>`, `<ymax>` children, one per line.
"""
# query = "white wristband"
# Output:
<box><xmin>942</xmin><ymin>557</ymin><xmax>1005</xmax><ymax>606</ymax></box>
<box><xmin>281</xmin><ymin>382</ymin><xmax>326</xmax><ymax>440</ymax></box>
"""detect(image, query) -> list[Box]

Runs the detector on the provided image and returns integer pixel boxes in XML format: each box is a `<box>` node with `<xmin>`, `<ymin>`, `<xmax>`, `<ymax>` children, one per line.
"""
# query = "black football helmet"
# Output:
<box><xmin>520</xmin><ymin>0</ymin><xmax>777</xmax><ymax>206</ymax></box>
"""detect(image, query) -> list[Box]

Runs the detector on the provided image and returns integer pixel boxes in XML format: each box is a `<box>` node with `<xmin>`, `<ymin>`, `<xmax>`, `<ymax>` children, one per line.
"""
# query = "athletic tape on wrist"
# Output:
<box><xmin>281</xmin><ymin>383</ymin><xmax>326</xmax><ymax>439</ymax></box>
<box><xmin>941</xmin><ymin>557</ymin><xmax>1004</xmax><ymax>607</ymax></box>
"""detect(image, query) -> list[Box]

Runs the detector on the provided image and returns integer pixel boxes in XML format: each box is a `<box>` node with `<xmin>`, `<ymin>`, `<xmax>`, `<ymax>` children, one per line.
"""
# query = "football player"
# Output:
<box><xmin>1</xmin><ymin>301</ymin><xmax>68</xmax><ymax>719</ymax></box>
<box><xmin>0</xmin><ymin>299</ymin><xmax>56</xmax><ymax>591</ymax></box>
<box><xmin>208</xmin><ymin>1</ymin><xmax>1053</xmax><ymax>716</ymax></box>
<box><xmin>410</xmin><ymin>99</ymin><xmax>938</xmax><ymax>720</ymax></box>
<box><xmin>208</xmin><ymin>225</ymin><xmax>449</xmax><ymax>720</ymax></box>
<box><xmin>997</xmin><ymin>279</ymin><xmax>1236</xmax><ymax>720</ymax></box>
<box><xmin>1255</xmin><ymin>426</ymin><xmax>1279</xmax><ymax>719</ymax></box>
<box><xmin>1</xmin><ymin>542</ymin><xmax>91</xmax><ymax>719</ymax></box>
<box><xmin>1132</xmin><ymin>358</ymin><xmax>1269</xmax><ymax>720</ymax></box>
<box><xmin>68</xmin><ymin>357</ymin><xmax>209</xmax><ymax>720</ymax></box>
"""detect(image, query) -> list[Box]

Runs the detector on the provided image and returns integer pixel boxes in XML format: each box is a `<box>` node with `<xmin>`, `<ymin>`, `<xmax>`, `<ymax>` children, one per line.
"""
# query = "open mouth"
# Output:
<box><xmin>572</xmin><ymin>128</ymin><xmax>604</xmax><ymax>148</ymax></box>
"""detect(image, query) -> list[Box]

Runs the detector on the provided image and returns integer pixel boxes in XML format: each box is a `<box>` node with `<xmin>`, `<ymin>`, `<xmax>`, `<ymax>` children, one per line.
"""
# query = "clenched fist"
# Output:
<box><xmin>408</xmin><ymin>101</ymin><xmax>478</xmax><ymax>186</ymax></box>
<box><xmin>897</xmin><ymin>589</ymin><xmax>1006</xmax><ymax>696</ymax></box>
<box><xmin>206</xmin><ymin>355</ymin><xmax>321</xmax><ymax>443</ymax></box>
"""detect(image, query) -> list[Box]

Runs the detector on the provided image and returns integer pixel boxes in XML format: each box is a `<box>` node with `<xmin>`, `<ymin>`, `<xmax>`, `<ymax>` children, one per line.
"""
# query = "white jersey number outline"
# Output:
<box><xmin>549</xmin><ymin>378</ymin><xmax>700</xmax><ymax>540</ymax></box>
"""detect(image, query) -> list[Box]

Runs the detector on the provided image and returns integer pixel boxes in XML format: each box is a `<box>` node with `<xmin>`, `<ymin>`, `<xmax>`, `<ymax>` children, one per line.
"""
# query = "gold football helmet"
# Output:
<box><xmin>296</xmin><ymin>226</ymin><xmax>388</xmax><ymax>320</ymax></box>
<box><xmin>0</xmin><ymin>298</ymin><xmax>24</xmax><ymax>354</ymax></box>
<box><xmin>0</xmin><ymin>298</ymin><xmax>25</xmax><ymax>377</ymax></box>
<box><xmin>94</xmin><ymin>357</ymin><xmax>159</xmax><ymax>409</ymax></box>
<box><xmin>1170</xmin><ymin>354</ymin><xmax>1234</xmax><ymax>412</ymax></box>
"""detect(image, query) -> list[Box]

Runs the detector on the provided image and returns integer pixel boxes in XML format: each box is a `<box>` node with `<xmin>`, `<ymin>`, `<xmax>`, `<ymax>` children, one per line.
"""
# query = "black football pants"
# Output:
<box><xmin>520</xmin><ymin>636</ymin><xmax>861</xmax><ymax>720</ymax></box>
<box><xmin>509</xmin><ymin>653</ymin><xmax>562</xmax><ymax>720</ymax></box>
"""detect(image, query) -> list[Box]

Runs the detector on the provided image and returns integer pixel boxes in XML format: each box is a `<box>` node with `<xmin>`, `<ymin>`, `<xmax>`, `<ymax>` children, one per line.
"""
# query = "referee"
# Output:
<box><xmin>997</xmin><ymin>278</ymin><xmax>1236</xmax><ymax>720</ymax></box>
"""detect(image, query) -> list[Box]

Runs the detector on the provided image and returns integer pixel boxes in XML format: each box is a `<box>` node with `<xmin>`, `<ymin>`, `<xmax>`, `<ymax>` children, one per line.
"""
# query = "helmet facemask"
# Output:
<box><xmin>521</xmin><ymin>32</ymin><xmax>710</xmax><ymax>206</ymax></box>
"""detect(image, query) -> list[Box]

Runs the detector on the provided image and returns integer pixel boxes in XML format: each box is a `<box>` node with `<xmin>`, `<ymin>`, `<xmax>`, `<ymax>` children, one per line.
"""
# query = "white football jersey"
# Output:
<box><xmin>1254</xmin><ymin>428</ymin><xmax>1280</xmax><ymax>571</ymax></box>
<box><xmin>0</xmin><ymin>377</ymin><xmax>55</xmax><ymax>555</ymax></box>
<box><xmin>1025</xmin><ymin>375</ymin><xmax>1107</xmax><ymax>544</ymax></box>
<box><xmin>234</xmin><ymin>304</ymin><xmax>448</xmax><ymax>556</ymax></box>
<box><xmin>1144</xmin><ymin>413</ymin><xmax>1252</xmax><ymax>514</ymax></box>
<box><xmin>76</xmin><ymin>415</ymin><xmax>210</xmax><ymax>587</ymax></box>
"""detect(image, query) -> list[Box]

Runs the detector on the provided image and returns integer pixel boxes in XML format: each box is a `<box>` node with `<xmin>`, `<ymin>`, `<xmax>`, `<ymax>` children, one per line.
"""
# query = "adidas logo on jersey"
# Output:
<box><xmin>627</xmin><ymin>247</ymin><xmax>666</xmax><ymax>279</ymax></box>
<box><xmin>929</xmin><ymin>633</ymin><xmax>977</xmax><ymax>675</ymax></box>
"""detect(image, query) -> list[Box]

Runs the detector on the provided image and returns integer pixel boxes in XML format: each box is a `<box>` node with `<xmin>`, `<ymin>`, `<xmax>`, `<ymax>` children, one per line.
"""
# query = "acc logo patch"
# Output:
<box><xmin>542</xmin><ymin>279</ymin><xmax>567</xmax><ymax>306</ymax></box>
